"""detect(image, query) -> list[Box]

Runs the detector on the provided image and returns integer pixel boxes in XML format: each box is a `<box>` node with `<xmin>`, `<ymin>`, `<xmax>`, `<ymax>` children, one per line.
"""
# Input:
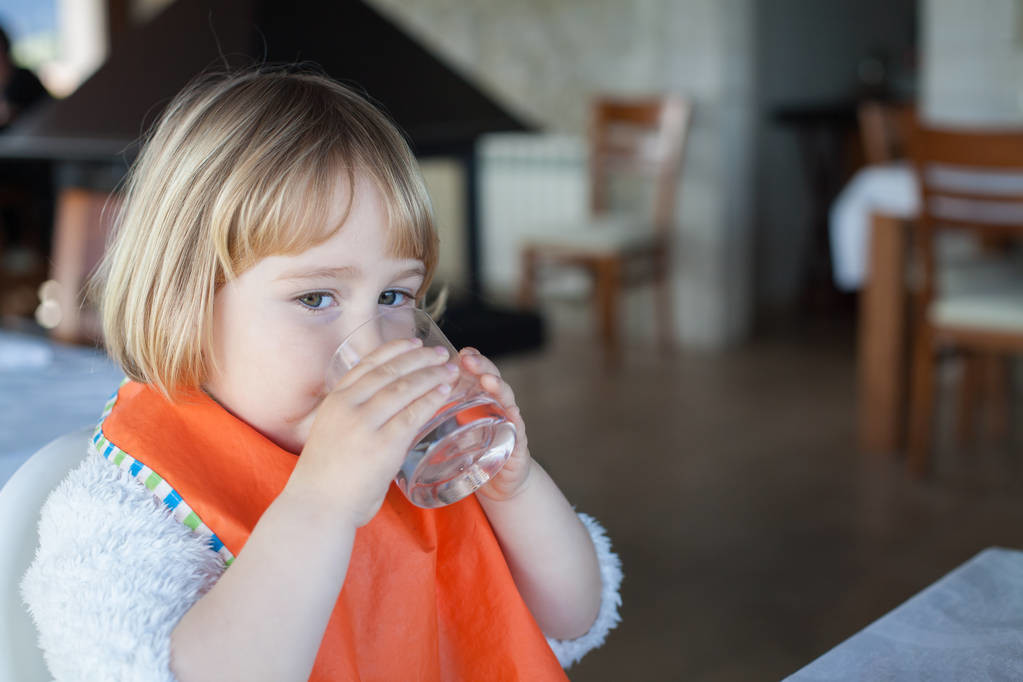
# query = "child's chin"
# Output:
<box><xmin>253</xmin><ymin>421</ymin><xmax>307</xmax><ymax>455</ymax></box>
<box><xmin>281</xmin><ymin>429</ymin><xmax>309</xmax><ymax>455</ymax></box>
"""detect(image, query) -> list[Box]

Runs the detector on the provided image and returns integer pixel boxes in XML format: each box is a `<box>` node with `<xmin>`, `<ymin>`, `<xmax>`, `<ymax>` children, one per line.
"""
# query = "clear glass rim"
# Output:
<box><xmin>327</xmin><ymin>307</ymin><xmax>441</xmax><ymax>387</ymax></box>
<box><xmin>338</xmin><ymin>306</ymin><xmax>429</xmax><ymax>349</ymax></box>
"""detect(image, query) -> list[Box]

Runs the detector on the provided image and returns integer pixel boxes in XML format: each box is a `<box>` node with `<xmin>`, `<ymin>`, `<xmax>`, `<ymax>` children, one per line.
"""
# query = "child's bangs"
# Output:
<box><xmin>216</xmin><ymin>131</ymin><xmax>435</xmax><ymax>284</ymax></box>
<box><xmin>376</xmin><ymin>169</ymin><xmax>437</xmax><ymax>270</ymax></box>
<box><xmin>224</xmin><ymin>152</ymin><xmax>351</xmax><ymax>277</ymax></box>
<box><xmin>235</xmin><ymin>166</ymin><xmax>436</xmax><ymax>285</ymax></box>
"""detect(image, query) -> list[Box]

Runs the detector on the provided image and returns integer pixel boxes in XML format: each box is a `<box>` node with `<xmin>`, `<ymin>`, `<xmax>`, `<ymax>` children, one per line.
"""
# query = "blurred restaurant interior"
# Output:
<box><xmin>1</xmin><ymin>0</ymin><xmax>1023</xmax><ymax>679</ymax></box>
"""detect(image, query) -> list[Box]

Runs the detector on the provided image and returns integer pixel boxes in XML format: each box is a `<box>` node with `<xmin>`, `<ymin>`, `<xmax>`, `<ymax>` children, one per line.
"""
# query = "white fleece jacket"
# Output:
<box><xmin>21</xmin><ymin>443</ymin><xmax>623</xmax><ymax>681</ymax></box>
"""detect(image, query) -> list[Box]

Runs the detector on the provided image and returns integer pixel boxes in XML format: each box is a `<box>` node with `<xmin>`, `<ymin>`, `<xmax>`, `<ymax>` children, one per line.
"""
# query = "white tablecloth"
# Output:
<box><xmin>830</xmin><ymin>162</ymin><xmax>1023</xmax><ymax>291</ymax></box>
<box><xmin>0</xmin><ymin>332</ymin><xmax>123</xmax><ymax>488</ymax></box>
<box><xmin>786</xmin><ymin>547</ymin><xmax>1023</xmax><ymax>681</ymax></box>
<box><xmin>829</xmin><ymin>162</ymin><xmax>917</xmax><ymax>291</ymax></box>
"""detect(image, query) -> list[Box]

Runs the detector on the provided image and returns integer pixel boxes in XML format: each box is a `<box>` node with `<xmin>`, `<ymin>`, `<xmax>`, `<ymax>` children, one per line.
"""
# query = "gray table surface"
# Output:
<box><xmin>0</xmin><ymin>331</ymin><xmax>123</xmax><ymax>487</ymax></box>
<box><xmin>787</xmin><ymin>547</ymin><xmax>1023</xmax><ymax>681</ymax></box>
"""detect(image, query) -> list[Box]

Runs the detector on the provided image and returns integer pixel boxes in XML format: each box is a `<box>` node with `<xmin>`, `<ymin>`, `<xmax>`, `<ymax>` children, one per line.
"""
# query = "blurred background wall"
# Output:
<box><xmin>369</xmin><ymin>0</ymin><xmax>757</xmax><ymax>348</ymax></box>
<box><xmin>3</xmin><ymin>0</ymin><xmax>1022</xmax><ymax>350</ymax></box>
<box><xmin>922</xmin><ymin>0</ymin><xmax>1023</xmax><ymax>125</ymax></box>
<box><xmin>753</xmin><ymin>0</ymin><xmax>917</xmax><ymax>313</ymax></box>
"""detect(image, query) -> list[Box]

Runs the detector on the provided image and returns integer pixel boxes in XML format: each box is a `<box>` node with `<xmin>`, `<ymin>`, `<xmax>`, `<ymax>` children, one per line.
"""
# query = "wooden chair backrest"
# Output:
<box><xmin>909</xmin><ymin>125</ymin><xmax>1023</xmax><ymax>299</ymax></box>
<box><xmin>588</xmin><ymin>95</ymin><xmax>691</xmax><ymax>232</ymax></box>
<box><xmin>859</xmin><ymin>100</ymin><xmax>917</xmax><ymax>164</ymax></box>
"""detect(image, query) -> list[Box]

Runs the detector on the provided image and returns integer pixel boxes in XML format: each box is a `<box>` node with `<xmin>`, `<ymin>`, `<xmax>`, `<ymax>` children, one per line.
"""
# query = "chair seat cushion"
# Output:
<box><xmin>522</xmin><ymin>214</ymin><xmax>658</xmax><ymax>255</ymax></box>
<box><xmin>931</xmin><ymin>259</ymin><xmax>1023</xmax><ymax>332</ymax></box>
<box><xmin>930</xmin><ymin>294</ymin><xmax>1023</xmax><ymax>332</ymax></box>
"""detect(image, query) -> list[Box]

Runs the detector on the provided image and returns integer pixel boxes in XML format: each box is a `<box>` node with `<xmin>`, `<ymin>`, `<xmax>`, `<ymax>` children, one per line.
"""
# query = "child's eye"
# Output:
<box><xmin>378</xmin><ymin>290</ymin><xmax>409</xmax><ymax>306</ymax></box>
<box><xmin>297</xmin><ymin>292</ymin><xmax>334</xmax><ymax>310</ymax></box>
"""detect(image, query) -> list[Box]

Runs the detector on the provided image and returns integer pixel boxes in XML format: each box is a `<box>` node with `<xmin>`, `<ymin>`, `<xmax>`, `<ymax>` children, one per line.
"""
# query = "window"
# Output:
<box><xmin>0</xmin><ymin>0</ymin><xmax>106</xmax><ymax>97</ymax></box>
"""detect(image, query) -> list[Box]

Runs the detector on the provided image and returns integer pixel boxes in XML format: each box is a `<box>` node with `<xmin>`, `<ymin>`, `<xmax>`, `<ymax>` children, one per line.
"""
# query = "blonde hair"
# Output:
<box><xmin>95</xmin><ymin>67</ymin><xmax>438</xmax><ymax>397</ymax></box>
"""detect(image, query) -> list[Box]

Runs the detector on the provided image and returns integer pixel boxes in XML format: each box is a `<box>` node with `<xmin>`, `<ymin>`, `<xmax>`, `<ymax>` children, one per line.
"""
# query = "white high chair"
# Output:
<box><xmin>0</xmin><ymin>427</ymin><xmax>91</xmax><ymax>681</ymax></box>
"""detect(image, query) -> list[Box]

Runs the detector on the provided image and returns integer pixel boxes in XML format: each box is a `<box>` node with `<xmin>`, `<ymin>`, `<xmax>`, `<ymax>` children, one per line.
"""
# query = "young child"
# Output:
<box><xmin>21</xmin><ymin>68</ymin><xmax>621</xmax><ymax>681</ymax></box>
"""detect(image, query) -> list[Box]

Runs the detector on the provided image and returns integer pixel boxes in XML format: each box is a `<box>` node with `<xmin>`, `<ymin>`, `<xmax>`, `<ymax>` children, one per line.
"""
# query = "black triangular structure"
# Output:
<box><xmin>0</xmin><ymin>0</ymin><xmax>543</xmax><ymax>357</ymax></box>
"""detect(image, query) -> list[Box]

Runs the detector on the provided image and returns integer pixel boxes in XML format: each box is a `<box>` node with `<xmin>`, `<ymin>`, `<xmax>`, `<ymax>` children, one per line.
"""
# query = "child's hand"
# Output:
<box><xmin>288</xmin><ymin>339</ymin><xmax>459</xmax><ymax>527</ymax></box>
<box><xmin>458</xmin><ymin>348</ymin><xmax>533</xmax><ymax>503</ymax></box>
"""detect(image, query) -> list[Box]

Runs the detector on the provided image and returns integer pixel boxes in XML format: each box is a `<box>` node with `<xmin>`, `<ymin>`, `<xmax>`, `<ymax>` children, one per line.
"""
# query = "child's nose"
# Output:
<box><xmin>336</xmin><ymin>314</ymin><xmax>380</xmax><ymax>360</ymax></box>
<box><xmin>327</xmin><ymin>307</ymin><xmax>424</xmax><ymax>387</ymax></box>
<box><xmin>327</xmin><ymin>317</ymin><xmax>382</xmax><ymax>386</ymax></box>
<box><xmin>339</xmin><ymin>308</ymin><xmax>418</xmax><ymax>362</ymax></box>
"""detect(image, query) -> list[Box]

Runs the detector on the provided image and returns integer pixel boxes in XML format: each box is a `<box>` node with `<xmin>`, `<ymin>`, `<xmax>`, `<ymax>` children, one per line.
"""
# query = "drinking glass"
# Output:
<box><xmin>327</xmin><ymin>308</ymin><xmax>515</xmax><ymax>508</ymax></box>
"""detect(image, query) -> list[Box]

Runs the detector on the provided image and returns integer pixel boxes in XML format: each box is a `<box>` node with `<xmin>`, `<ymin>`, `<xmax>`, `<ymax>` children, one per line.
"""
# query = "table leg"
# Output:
<box><xmin>857</xmin><ymin>212</ymin><xmax>909</xmax><ymax>453</ymax></box>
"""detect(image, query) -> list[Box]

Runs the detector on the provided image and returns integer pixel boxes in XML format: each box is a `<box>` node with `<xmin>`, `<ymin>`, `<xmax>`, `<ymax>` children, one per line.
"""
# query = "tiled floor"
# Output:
<box><xmin>495</xmin><ymin>317</ymin><xmax>1023</xmax><ymax>681</ymax></box>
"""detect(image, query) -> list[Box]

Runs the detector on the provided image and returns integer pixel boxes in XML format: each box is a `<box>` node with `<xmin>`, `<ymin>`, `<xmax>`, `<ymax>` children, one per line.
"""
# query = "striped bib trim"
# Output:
<box><xmin>93</xmin><ymin>386</ymin><xmax>236</xmax><ymax>567</ymax></box>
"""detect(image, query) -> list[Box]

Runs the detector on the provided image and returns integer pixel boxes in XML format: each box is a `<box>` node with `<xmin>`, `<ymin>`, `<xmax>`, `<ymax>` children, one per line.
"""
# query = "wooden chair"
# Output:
<box><xmin>861</xmin><ymin>101</ymin><xmax>1011</xmax><ymax>451</ymax></box>
<box><xmin>517</xmin><ymin>95</ymin><xmax>691</xmax><ymax>364</ymax></box>
<box><xmin>857</xmin><ymin>100</ymin><xmax>916</xmax><ymax>164</ymax></box>
<box><xmin>906</xmin><ymin>126</ymin><xmax>1023</xmax><ymax>475</ymax></box>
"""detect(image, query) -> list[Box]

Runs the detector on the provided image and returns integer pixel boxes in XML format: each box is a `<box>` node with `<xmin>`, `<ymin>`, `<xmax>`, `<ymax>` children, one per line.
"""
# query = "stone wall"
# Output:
<box><xmin>922</xmin><ymin>0</ymin><xmax>1023</xmax><ymax>124</ymax></box>
<box><xmin>367</xmin><ymin>0</ymin><xmax>756</xmax><ymax>347</ymax></box>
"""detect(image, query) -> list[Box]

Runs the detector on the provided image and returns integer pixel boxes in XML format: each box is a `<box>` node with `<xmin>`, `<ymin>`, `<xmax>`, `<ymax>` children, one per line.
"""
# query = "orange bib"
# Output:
<box><xmin>101</xmin><ymin>382</ymin><xmax>568</xmax><ymax>681</ymax></box>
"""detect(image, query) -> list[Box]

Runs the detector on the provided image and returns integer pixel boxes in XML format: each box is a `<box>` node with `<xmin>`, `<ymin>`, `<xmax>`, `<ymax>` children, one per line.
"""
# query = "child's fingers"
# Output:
<box><xmin>459</xmin><ymin>347</ymin><xmax>501</xmax><ymax>377</ymax></box>
<box><xmin>459</xmin><ymin>348</ymin><xmax>518</xmax><ymax>410</ymax></box>
<box><xmin>509</xmin><ymin>405</ymin><xmax>524</xmax><ymax>426</ymax></box>
<box><xmin>360</xmin><ymin>362</ymin><xmax>458</xmax><ymax>427</ymax></box>
<box><xmin>345</xmin><ymin>346</ymin><xmax>452</xmax><ymax>402</ymax></box>
<box><xmin>333</xmin><ymin>338</ymin><xmax>424</xmax><ymax>389</ymax></box>
<box><xmin>479</xmin><ymin>373</ymin><xmax>518</xmax><ymax>410</ymax></box>
<box><xmin>508</xmin><ymin>405</ymin><xmax>528</xmax><ymax>449</ymax></box>
<box><xmin>379</xmin><ymin>380</ymin><xmax>455</xmax><ymax>442</ymax></box>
